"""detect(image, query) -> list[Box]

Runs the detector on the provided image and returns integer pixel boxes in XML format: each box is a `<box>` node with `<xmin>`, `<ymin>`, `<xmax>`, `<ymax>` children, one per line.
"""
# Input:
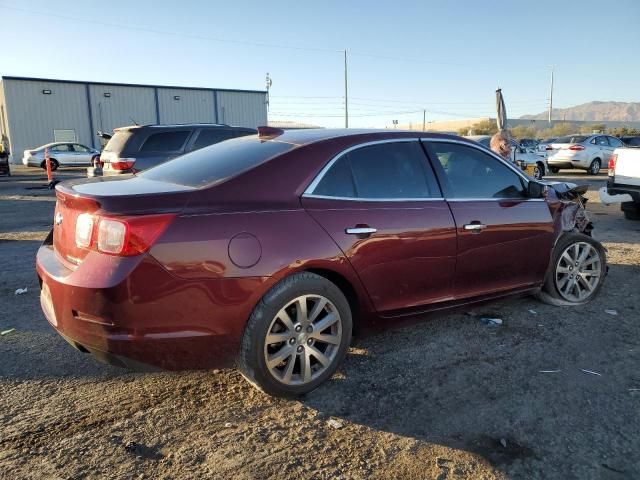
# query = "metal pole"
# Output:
<box><xmin>344</xmin><ymin>50</ymin><xmax>349</xmax><ymax>128</ymax></box>
<box><xmin>548</xmin><ymin>65</ymin><xmax>554</xmax><ymax>124</ymax></box>
<box><xmin>422</xmin><ymin>109</ymin><xmax>426</xmax><ymax>131</ymax></box>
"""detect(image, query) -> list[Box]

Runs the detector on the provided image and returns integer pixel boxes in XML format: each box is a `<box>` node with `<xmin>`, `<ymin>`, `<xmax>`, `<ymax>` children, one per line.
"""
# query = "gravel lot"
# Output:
<box><xmin>1</xmin><ymin>166</ymin><xmax>639</xmax><ymax>479</ymax></box>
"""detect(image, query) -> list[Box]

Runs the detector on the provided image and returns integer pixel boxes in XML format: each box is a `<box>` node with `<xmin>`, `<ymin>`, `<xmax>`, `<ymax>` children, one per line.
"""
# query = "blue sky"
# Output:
<box><xmin>1</xmin><ymin>0</ymin><xmax>639</xmax><ymax>127</ymax></box>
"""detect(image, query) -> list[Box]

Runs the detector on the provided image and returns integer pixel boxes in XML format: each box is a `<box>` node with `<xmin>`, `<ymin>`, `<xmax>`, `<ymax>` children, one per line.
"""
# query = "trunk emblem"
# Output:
<box><xmin>55</xmin><ymin>212</ymin><xmax>63</xmax><ymax>226</ymax></box>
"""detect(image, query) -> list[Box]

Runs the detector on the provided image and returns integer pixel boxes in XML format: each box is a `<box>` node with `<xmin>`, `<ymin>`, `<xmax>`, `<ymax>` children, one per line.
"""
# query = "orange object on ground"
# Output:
<box><xmin>45</xmin><ymin>147</ymin><xmax>53</xmax><ymax>182</ymax></box>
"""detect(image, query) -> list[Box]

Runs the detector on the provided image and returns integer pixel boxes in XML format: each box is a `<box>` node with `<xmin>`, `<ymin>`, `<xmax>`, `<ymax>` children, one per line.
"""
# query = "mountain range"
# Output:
<box><xmin>520</xmin><ymin>101</ymin><xmax>640</xmax><ymax>122</ymax></box>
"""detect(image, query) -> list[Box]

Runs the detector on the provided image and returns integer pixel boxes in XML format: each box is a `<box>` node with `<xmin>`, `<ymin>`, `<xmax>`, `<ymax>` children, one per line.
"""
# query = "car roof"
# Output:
<box><xmin>36</xmin><ymin>142</ymin><xmax>85</xmax><ymax>149</ymax></box>
<box><xmin>115</xmin><ymin>123</ymin><xmax>254</xmax><ymax>131</ymax></box>
<box><xmin>266</xmin><ymin>128</ymin><xmax>467</xmax><ymax>147</ymax></box>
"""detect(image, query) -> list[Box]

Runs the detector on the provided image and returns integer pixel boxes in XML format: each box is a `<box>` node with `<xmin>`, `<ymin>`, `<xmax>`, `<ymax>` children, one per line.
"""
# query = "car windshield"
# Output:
<box><xmin>139</xmin><ymin>136</ymin><xmax>295</xmax><ymax>188</ymax></box>
<box><xmin>554</xmin><ymin>135</ymin><xmax>588</xmax><ymax>144</ymax></box>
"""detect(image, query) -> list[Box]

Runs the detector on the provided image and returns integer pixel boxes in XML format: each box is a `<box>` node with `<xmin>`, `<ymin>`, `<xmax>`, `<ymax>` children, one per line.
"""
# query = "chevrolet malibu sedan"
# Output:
<box><xmin>37</xmin><ymin>128</ymin><xmax>606</xmax><ymax>396</ymax></box>
<box><xmin>23</xmin><ymin>142</ymin><xmax>100</xmax><ymax>170</ymax></box>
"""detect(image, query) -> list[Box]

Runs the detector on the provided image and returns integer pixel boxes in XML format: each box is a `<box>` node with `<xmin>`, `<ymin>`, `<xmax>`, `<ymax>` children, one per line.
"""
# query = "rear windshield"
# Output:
<box><xmin>103</xmin><ymin>130</ymin><xmax>134</xmax><ymax>153</ymax></box>
<box><xmin>140</xmin><ymin>136</ymin><xmax>295</xmax><ymax>187</ymax></box>
<box><xmin>554</xmin><ymin>135</ymin><xmax>588</xmax><ymax>144</ymax></box>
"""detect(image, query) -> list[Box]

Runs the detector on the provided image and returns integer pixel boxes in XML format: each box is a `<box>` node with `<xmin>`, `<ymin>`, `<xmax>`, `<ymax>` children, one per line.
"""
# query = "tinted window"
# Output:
<box><xmin>555</xmin><ymin>135</ymin><xmax>588</xmax><ymax>144</ymax></box>
<box><xmin>140</xmin><ymin>136</ymin><xmax>294</xmax><ymax>188</ymax></box>
<box><xmin>313</xmin><ymin>155</ymin><xmax>355</xmax><ymax>197</ymax></box>
<box><xmin>429</xmin><ymin>142</ymin><xmax>526</xmax><ymax>199</ymax></box>
<box><xmin>191</xmin><ymin>129</ymin><xmax>237</xmax><ymax>151</ymax></box>
<box><xmin>104</xmin><ymin>130</ymin><xmax>133</xmax><ymax>153</ymax></box>
<box><xmin>623</xmin><ymin>137</ymin><xmax>640</xmax><ymax>147</ymax></box>
<box><xmin>140</xmin><ymin>131</ymin><xmax>190</xmax><ymax>152</ymax></box>
<box><xmin>608</xmin><ymin>136</ymin><xmax>623</xmax><ymax>148</ymax></box>
<box><xmin>313</xmin><ymin>142</ymin><xmax>437</xmax><ymax>199</ymax></box>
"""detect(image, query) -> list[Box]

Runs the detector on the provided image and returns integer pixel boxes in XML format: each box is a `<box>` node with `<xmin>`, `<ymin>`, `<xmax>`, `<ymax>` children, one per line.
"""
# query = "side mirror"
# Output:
<box><xmin>527</xmin><ymin>181</ymin><xmax>545</xmax><ymax>198</ymax></box>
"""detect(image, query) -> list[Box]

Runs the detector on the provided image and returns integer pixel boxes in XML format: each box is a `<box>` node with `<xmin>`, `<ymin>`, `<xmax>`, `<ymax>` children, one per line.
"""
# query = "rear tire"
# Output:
<box><xmin>534</xmin><ymin>163</ymin><xmax>544</xmax><ymax>179</ymax></box>
<box><xmin>622</xmin><ymin>201</ymin><xmax>640</xmax><ymax>220</ymax></box>
<box><xmin>538</xmin><ymin>233</ymin><xmax>606</xmax><ymax>306</ymax></box>
<box><xmin>549</xmin><ymin>166</ymin><xmax>560</xmax><ymax>174</ymax></box>
<box><xmin>238</xmin><ymin>272</ymin><xmax>353</xmax><ymax>397</ymax></box>
<box><xmin>40</xmin><ymin>158</ymin><xmax>59</xmax><ymax>171</ymax></box>
<box><xmin>588</xmin><ymin>159</ymin><xmax>601</xmax><ymax>175</ymax></box>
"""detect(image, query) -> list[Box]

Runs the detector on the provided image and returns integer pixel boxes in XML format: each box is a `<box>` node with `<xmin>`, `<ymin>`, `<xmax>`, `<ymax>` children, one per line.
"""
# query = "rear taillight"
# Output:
<box><xmin>111</xmin><ymin>158</ymin><xmax>136</xmax><ymax>170</ymax></box>
<box><xmin>75</xmin><ymin>213</ymin><xmax>95</xmax><ymax>248</ymax></box>
<box><xmin>75</xmin><ymin>213</ymin><xmax>175</xmax><ymax>256</ymax></box>
<box><xmin>569</xmin><ymin>145</ymin><xmax>585</xmax><ymax>151</ymax></box>
<box><xmin>608</xmin><ymin>154</ymin><xmax>617</xmax><ymax>176</ymax></box>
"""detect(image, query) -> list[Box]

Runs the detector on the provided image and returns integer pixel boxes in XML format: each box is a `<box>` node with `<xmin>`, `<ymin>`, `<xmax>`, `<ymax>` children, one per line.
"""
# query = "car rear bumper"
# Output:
<box><xmin>607</xmin><ymin>179</ymin><xmax>640</xmax><ymax>202</ymax></box>
<box><xmin>36</xmin><ymin>235</ymin><xmax>268</xmax><ymax>371</ymax></box>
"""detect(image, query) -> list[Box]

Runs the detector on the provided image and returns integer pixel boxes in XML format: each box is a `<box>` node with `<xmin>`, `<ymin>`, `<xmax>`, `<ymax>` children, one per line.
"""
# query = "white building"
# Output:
<box><xmin>0</xmin><ymin>76</ymin><xmax>267</xmax><ymax>163</ymax></box>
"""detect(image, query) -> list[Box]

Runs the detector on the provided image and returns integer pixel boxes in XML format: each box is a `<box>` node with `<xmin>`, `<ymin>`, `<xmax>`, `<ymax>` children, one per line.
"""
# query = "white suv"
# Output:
<box><xmin>546</xmin><ymin>134</ymin><xmax>624</xmax><ymax>175</ymax></box>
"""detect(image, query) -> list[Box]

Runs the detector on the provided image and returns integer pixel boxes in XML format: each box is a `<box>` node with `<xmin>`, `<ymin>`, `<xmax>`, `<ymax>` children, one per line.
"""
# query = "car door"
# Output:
<box><xmin>70</xmin><ymin>144</ymin><xmax>93</xmax><ymax>164</ymax></box>
<box><xmin>422</xmin><ymin>140</ymin><xmax>555</xmax><ymax>299</ymax></box>
<box><xmin>301</xmin><ymin>139</ymin><xmax>457</xmax><ymax>314</ymax></box>
<box><xmin>50</xmin><ymin>144</ymin><xmax>74</xmax><ymax>165</ymax></box>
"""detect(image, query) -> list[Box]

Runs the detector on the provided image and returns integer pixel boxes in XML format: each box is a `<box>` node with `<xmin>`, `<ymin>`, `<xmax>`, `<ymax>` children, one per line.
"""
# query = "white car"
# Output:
<box><xmin>464</xmin><ymin>135</ymin><xmax>548</xmax><ymax>179</ymax></box>
<box><xmin>546</xmin><ymin>134</ymin><xmax>623</xmax><ymax>175</ymax></box>
<box><xmin>604</xmin><ymin>146</ymin><xmax>640</xmax><ymax>219</ymax></box>
<box><xmin>22</xmin><ymin>142</ymin><xmax>99</xmax><ymax>170</ymax></box>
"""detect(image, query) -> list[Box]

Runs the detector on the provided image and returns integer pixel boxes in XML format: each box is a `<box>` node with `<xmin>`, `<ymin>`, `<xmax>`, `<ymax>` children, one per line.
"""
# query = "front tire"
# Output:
<box><xmin>238</xmin><ymin>272</ymin><xmax>352</xmax><ymax>397</ymax></box>
<box><xmin>588</xmin><ymin>158</ymin><xmax>601</xmax><ymax>175</ymax></box>
<box><xmin>539</xmin><ymin>233</ymin><xmax>606</xmax><ymax>305</ymax></box>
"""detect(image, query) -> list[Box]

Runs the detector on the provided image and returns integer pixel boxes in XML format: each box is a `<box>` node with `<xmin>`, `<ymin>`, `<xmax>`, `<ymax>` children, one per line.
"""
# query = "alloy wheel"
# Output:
<box><xmin>263</xmin><ymin>295</ymin><xmax>342</xmax><ymax>386</ymax></box>
<box><xmin>555</xmin><ymin>242</ymin><xmax>602</xmax><ymax>302</ymax></box>
<box><xmin>590</xmin><ymin>160</ymin><xmax>600</xmax><ymax>175</ymax></box>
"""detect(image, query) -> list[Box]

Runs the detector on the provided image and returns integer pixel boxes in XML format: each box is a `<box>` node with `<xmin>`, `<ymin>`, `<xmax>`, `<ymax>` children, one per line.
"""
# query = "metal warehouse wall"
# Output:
<box><xmin>88</xmin><ymin>84</ymin><xmax>157</xmax><ymax>138</ymax></box>
<box><xmin>157</xmin><ymin>88</ymin><xmax>215</xmax><ymax>124</ymax></box>
<box><xmin>0</xmin><ymin>82</ymin><xmax>9</xmax><ymax>149</ymax></box>
<box><xmin>1</xmin><ymin>77</ymin><xmax>267</xmax><ymax>163</ymax></box>
<box><xmin>3</xmin><ymin>78</ymin><xmax>93</xmax><ymax>161</ymax></box>
<box><xmin>217</xmin><ymin>91</ymin><xmax>267</xmax><ymax>127</ymax></box>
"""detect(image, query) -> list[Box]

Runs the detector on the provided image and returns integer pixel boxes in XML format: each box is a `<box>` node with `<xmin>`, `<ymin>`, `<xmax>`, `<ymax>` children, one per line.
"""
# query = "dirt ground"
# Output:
<box><xmin>1</xmin><ymin>166</ymin><xmax>639</xmax><ymax>479</ymax></box>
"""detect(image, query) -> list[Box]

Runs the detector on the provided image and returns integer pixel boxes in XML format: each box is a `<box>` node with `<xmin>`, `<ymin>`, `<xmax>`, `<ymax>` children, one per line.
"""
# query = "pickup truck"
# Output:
<box><xmin>606</xmin><ymin>147</ymin><xmax>640</xmax><ymax>219</ymax></box>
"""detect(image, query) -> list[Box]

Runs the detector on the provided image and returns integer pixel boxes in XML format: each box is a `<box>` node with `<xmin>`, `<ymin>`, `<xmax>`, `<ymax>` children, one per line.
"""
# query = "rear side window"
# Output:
<box><xmin>191</xmin><ymin>129</ymin><xmax>237</xmax><ymax>151</ymax></box>
<box><xmin>103</xmin><ymin>131</ymin><xmax>133</xmax><ymax>153</ymax></box>
<box><xmin>623</xmin><ymin>137</ymin><xmax>640</xmax><ymax>147</ymax></box>
<box><xmin>140</xmin><ymin>131</ymin><xmax>190</xmax><ymax>152</ymax></box>
<box><xmin>312</xmin><ymin>141</ymin><xmax>438</xmax><ymax>199</ymax></box>
<box><xmin>140</xmin><ymin>137</ymin><xmax>294</xmax><ymax>187</ymax></box>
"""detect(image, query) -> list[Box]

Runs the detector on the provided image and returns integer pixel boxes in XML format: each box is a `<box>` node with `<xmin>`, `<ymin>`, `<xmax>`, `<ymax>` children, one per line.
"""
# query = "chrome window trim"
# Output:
<box><xmin>303</xmin><ymin>194</ymin><xmax>445</xmax><ymax>202</ymax></box>
<box><xmin>303</xmin><ymin>138</ymin><xmax>429</xmax><ymax>197</ymax></box>
<box><xmin>302</xmin><ymin>136</ymin><xmax>542</xmax><ymax>202</ymax></box>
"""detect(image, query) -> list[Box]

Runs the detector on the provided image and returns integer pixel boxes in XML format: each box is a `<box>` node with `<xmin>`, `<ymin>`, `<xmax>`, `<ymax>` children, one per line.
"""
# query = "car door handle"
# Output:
<box><xmin>463</xmin><ymin>222</ymin><xmax>487</xmax><ymax>232</ymax></box>
<box><xmin>345</xmin><ymin>227</ymin><xmax>377</xmax><ymax>235</ymax></box>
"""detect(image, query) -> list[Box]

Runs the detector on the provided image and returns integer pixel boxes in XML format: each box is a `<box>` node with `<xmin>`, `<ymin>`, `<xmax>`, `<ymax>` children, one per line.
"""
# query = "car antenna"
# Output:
<box><xmin>129</xmin><ymin>116</ymin><xmax>139</xmax><ymax>126</ymax></box>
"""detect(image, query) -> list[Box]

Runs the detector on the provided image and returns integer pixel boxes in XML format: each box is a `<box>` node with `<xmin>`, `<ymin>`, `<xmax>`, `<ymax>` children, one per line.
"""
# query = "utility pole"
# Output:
<box><xmin>548</xmin><ymin>65</ymin><xmax>554</xmax><ymax>124</ymax></box>
<box><xmin>344</xmin><ymin>50</ymin><xmax>349</xmax><ymax>128</ymax></box>
<box><xmin>265</xmin><ymin>73</ymin><xmax>272</xmax><ymax>111</ymax></box>
<box><xmin>422</xmin><ymin>109</ymin><xmax>426</xmax><ymax>131</ymax></box>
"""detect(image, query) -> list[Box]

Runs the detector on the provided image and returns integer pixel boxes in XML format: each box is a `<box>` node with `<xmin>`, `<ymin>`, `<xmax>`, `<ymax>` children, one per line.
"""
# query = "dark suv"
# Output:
<box><xmin>92</xmin><ymin>124</ymin><xmax>257</xmax><ymax>176</ymax></box>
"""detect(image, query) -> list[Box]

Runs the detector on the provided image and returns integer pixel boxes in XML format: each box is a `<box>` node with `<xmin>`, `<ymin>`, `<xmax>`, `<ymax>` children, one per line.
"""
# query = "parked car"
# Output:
<box><xmin>538</xmin><ymin>137</ymin><xmax>556</xmax><ymax>155</ymax></box>
<box><xmin>620</xmin><ymin>136</ymin><xmax>640</xmax><ymax>147</ymax></box>
<box><xmin>37</xmin><ymin>128</ymin><xmax>606</xmax><ymax>397</ymax></box>
<box><xmin>93</xmin><ymin>123</ymin><xmax>257</xmax><ymax>176</ymax></box>
<box><xmin>606</xmin><ymin>146</ymin><xmax>640</xmax><ymax>219</ymax></box>
<box><xmin>546</xmin><ymin>134</ymin><xmax>624</xmax><ymax>174</ymax></box>
<box><xmin>464</xmin><ymin>135</ymin><xmax>548</xmax><ymax>179</ymax></box>
<box><xmin>518</xmin><ymin>138</ymin><xmax>539</xmax><ymax>152</ymax></box>
<box><xmin>22</xmin><ymin>142</ymin><xmax>99</xmax><ymax>170</ymax></box>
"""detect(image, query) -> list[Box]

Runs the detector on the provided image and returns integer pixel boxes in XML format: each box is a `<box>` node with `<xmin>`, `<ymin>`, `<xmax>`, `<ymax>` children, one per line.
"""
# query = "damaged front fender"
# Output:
<box><xmin>543</xmin><ymin>182</ymin><xmax>593</xmax><ymax>236</ymax></box>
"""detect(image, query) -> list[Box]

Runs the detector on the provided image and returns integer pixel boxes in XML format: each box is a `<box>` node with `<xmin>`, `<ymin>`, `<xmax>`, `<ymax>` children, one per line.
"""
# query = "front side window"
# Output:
<box><xmin>312</xmin><ymin>141</ymin><xmax>438</xmax><ymax>199</ymax></box>
<box><xmin>608</xmin><ymin>136</ymin><xmax>623</xmax><ymax>148</ymax></box>
<box><xmin>72</xmin><ymin>144</ymin><xmax>90</xmax><ymax>153</ymax></box>
<box><xmin>427</xmin><ymin>142</ymin><xmax>526</xmax><ymax>199</ymax></box>
<box><xmin>140</xmin><ymin>131</ymin><xmax>190</xmax><ymax>152</ymax></box>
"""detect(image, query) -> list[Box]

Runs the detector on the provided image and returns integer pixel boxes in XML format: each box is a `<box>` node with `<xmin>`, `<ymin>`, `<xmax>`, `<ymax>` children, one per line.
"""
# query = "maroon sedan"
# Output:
<box><xmin>37</xmin><ymin>128</ymin><xmax>606</xmax><ymax>396</ymax></box>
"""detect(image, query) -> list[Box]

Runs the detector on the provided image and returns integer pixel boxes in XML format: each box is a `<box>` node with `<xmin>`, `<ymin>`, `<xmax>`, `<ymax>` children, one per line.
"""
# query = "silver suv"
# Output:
<box><xmin>546</xmin><ymin>134</ymin><xmax>624</xmax><ymax>175</ymax></box>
